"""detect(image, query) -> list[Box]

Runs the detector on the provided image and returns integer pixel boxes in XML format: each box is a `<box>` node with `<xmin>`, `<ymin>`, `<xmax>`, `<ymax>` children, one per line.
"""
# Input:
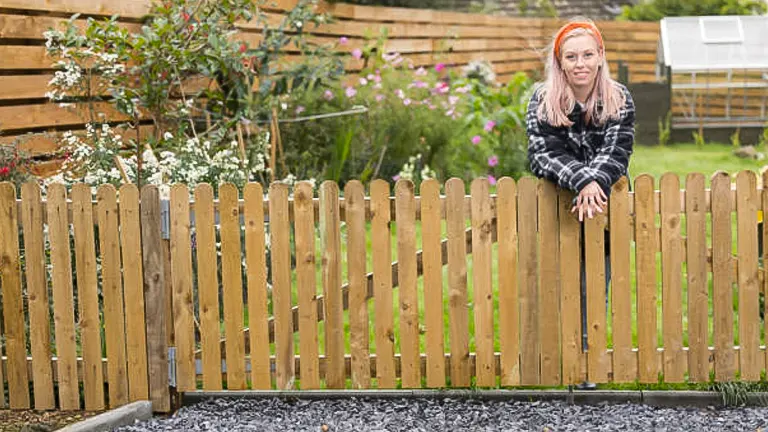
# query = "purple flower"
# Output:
<box><xmin>375</xmin><ymin>94</ymin><xmax>384</xmax><ymax>102</ymax></box>
<box><xmin>449</xmin><ymin>95</ymin><xmax>459</xmax><ymax>105</ymax></box>
<box><xmin>411</xmin><ymin>80</ymin><xmax>428</xmax><ymax>89</ymax></box>
<box><xmin>323</xmin><ymin>89</ymin><xmax>334</xmax><ymax>101</ymax></box>
<box><xmin>395</xmin><ymin>89</ymin><xmax>405</xmax><ymax>99</ymax></box>
<box><xmin>392</xmin><ymin>174</ymin><xmax>400</xmax><ymax>181</ymax></box>
<box><xmin>359</xmin><ymin>77</ymin><xmax>368</xmax><ymax>86</ymax></box>
<box><xmin>484</xmin><ymin>120</ymin><xmax>496</xmax><ymax>132</ymax></box>
<box><xmin>488</xmin><ymin>155</ymin><xmax>498</xmax><ymax>167</ymax></box>
<box><xmin>367</xmin><ymin>74</ymin><xmax>375</xmax><ymax>80</ymax></box>
<box><xmin>415</xmin><ymin>67</ymin><xmax>427</xmax><ymax>76</ymax></box>
<box><xmin>488</xmin><ymin>175</ymin><xmax>497</xmax><ymax>185</ymax></box>
<box><xmin>435</xmin><ymin>63</ymin><xmax>446</xmax><ymax>72</ymax></box>
<box><xmin>295</xmin><ymin>105</ymin><xmax>306</xmax><ymax>115</ymax></box>
<box><xmin>403</xmin><ymin>98</ymin><xmax>412</xmax><ymax>106</ymax></box>
<box><xmin>339</xmin><ymin>37</ymin><xmax>349</xmax><ymax>45</ymax></box>
<box><xmin>345</xmin><ymin>86</ymin><xmax>357</xmax><ymax>98</ymax></box>
<box><xmin>471</xmin><ymin>135</ymin><xmax>481</xmax><ymax>145</ymax></box>
<box><xmin>352</xmin><ymin>48</ymin><xmax>363</xmax><ymax>59</ymax></box>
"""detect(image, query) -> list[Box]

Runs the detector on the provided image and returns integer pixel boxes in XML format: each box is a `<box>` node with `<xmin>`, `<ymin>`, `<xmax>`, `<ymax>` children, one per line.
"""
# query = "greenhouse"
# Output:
<box><xmin>657</xmin><ymin>15</ymin><xmax>768</xmax><ymax>129</ymax></box>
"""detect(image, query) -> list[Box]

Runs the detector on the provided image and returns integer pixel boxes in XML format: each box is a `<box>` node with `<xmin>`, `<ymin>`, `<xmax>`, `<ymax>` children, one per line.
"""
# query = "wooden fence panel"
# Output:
<box><xmin>220</xmin><ymin>183</ymin><xmax>247</xmax><ymax>389</ymax></box>
<box><xmin>0</xmin><ymin>183</ymin><xmax>29</xmax><ymax>409</ymax></box>
<box><xmin>270</xmin><ymin>182</ymin><xmax>295</xmax><ymax>389</ymax></box>
<box><xmin>421</xmin><ymin>179</ymin><xmax>446</xmax><ymax>388</ymax></box>
<box><xmin>446</xmin><ymin>178</ymin><xmax>470</xmax><ymax>387</ymax></box>
<box><xmin>558</xmin><ymin>188</ymin><xmax>582</xmax><ymax>385</ymax></box>
<box><xmin>396</xmin><ymin>180</ymin><xmax>420</xmax><ymax>388</ymax></box>
<box><xmin>497</xmin><ymin>177</ymin><xmax>519</xmax><ymax>386</ymax></box>
<box><xmin>685</xmin><ymin>173</ymin><xmax>709</xmax><ymax>383</ymax></box>
<box><xmin>634</xmin><ymin>175</ymin><xmax>659</xmax><ymax>384</ymax></box>
<box><xmin>763</xmin><ymin>171</ymin><xmax>768</xmax><ymax>374</ymax></box>
<box><xmin>243</xmin><ymin>183</ymin><xmax>271</xmax><ymax>389</ymax></box>
<box><xmin>518</xmin><ymin>177</ymin><xmax>539</xmax><ymax>385</ymax></box>
<box><xmin>660</xmin><ymin>174</ymin><xmax>684</xmax><ymax>383</ymax></box>
<box><xmin>21</xmin><ymin>182</ymin><xmax>54</xmax><ymax>410</ymax></box>
<box><xmin>345</xmin><ymin>180</ymin><xmax>370</xmax><ymax>388</ymax></box>
<box><xmin>294</xmin><ymin>181</ymin><xmax>320</xmax><ymax>389</ymax></box>
<box><xmin>170</xmin><ymin>184</ymin><xmax>195</xmax><ymax>392</ymax></box>
<box><xmin>736</xmin><ymin>170</ymin><xmax>761</xmax><ymax>380</ymax></box>
<box><xmin>320</xmin><ymin>181</ymin><xmax>344</xmax><ymax>388</ymax></box>
<box><xmin>471</xmin><ymin>178</ymin><xmax>495</xmax><ymax>387</ymax></box>
<box><xmin>119</xmin><ymin>184</ymin><xmax>149</xmax><ymax>401</ymax></box>
<box><xmin>97</xmin><ymin>184</ymin><xmax>129</xmax><ymax>406</ymax></box>
<box><xmin>711</xmin><ymin>172</ymin><xmax>735</xmax><ymax>381</ymax></box>
<box><xmin>537</xmin><ymin>180</ymin><xmax>560</xmax><ymax>386</ymax></box>
<box><xmin>609</xmin><ymin>177</ymin><xmax>635</xmax><ymax>382</ymax></box>
<box><xmin>194</xmin><ymin>184</ymin><xmax>222</xmax><ymax>390</ymax></box>
<box><xmin>47</xmin><ymin>184</ymin><xmax>80</xmax><ymax>410</ymax></box>
<box><xmin>72</xmin><ymin>183</ymin><xmax>105</xmax><ymax>410</ymax></box>
<box><xmin>371</xmin><ymin>180</ymin><xmax>396</xmax><ymax>389</ymax></box>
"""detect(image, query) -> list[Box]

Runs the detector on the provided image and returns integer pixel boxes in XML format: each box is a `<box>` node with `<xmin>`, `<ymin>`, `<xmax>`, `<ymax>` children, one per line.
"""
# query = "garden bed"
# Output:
<box><xmin>0</xmin><ymin>409</ymin><xmax>102</xmax><ymax>432</ymax></box>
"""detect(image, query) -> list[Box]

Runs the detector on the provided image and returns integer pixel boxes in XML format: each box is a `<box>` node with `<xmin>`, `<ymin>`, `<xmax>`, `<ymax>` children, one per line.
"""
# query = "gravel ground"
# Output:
<box><xmin>113</xmin><ymin>397</ymin><xmax>768</xmax><ymax>431</ymax></box>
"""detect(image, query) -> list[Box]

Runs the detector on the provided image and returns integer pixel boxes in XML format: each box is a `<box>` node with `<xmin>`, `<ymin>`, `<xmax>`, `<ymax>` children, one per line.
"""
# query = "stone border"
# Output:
<box><xmin>180</xmin><ymin>389</ymin><xmax>768</xmax><ymax>409</ymax></box>
<box><xmin>57</xmin><ymin>401</ymin><xmax>153</xmax><ymax>432</ymax></box>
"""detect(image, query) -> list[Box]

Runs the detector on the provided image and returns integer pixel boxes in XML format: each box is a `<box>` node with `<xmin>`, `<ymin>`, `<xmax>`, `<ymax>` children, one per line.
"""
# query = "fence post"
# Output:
<box><xmin>141</xmin><ymin>185</ymin><xmax>170</xmax><ymax>412</ymax></box>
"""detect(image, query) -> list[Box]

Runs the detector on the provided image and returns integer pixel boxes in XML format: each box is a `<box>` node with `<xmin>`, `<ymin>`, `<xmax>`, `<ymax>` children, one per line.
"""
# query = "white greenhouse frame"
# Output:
<box><xmin>657</xmin><ymin>15</ymin><xmax>768</xmax><ymax>128</ymax></box>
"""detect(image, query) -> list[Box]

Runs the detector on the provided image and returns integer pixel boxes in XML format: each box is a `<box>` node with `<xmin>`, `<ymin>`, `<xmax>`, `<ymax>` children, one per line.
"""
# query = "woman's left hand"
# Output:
<box><xmin>571</xmin><ymin>181</ymin><xmax>607</xmax><ymax>221</ymax></box>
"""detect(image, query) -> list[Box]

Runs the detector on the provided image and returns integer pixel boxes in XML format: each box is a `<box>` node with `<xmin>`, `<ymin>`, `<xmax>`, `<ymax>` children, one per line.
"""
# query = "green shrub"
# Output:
<box><xmin>619</xmin><ymin>0</ymin><xmax>767</xmax><ymax>21</ymax></box>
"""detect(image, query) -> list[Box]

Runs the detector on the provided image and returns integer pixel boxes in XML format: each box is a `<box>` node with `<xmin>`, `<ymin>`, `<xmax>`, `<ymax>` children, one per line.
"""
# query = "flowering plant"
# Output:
<box><xmin>0</xmin><ymin>139</ymin><xmax>33</xmax><ymax>188</ymax></box>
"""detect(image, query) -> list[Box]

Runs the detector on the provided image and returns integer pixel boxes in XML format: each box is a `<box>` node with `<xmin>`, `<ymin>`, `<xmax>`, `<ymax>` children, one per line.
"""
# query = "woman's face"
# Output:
<box><xmin>559</xmin><ymin>34</ymin><xmax>602</xmax><ymax>90</ymax></box>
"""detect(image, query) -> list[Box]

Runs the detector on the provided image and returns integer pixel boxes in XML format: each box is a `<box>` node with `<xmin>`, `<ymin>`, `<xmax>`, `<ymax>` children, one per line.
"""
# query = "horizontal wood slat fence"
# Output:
<box><xmin>1</xmin><ymin>171</ymin><xmax>768</xmax><ymax>413</ymax></box>
<box><xmin>0</xmin><ymin>0</ymin><xmax>660</xmax><ymax>174</ymax></box>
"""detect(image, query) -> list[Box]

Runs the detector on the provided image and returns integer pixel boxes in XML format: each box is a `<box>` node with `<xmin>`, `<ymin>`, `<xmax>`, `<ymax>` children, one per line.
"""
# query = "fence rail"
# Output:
<box><xmin>1</xmin><ymin>172</ymin><xmax>767</xmax><ymax>412</ymax></box>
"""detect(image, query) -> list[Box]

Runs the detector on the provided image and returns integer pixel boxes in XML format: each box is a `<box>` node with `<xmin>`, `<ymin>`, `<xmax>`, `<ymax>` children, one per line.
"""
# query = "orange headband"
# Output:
<box><xmin>553</xmin><ymin>22</ymin><xmax>604</xmax><ymax>60</ymax></box>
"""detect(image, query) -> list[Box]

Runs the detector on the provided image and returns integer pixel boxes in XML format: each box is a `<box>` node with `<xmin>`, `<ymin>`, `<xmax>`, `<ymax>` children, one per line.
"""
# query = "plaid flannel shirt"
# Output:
<box><xmin>526</xmin><ymin>83</ymin><xmax>635</xmax><ymax>197</ymax></box>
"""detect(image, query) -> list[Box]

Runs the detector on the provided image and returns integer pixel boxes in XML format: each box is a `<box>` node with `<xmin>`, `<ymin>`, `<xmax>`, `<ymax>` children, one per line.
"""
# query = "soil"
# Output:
<box><xmin>0</xmin><ymin>409</ymin><xmax>103</xmax><ymax>432</ymax></box>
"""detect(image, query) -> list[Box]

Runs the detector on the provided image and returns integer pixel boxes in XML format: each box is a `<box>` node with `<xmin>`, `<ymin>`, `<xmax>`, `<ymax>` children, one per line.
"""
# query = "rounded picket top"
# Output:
<box><xmin>420</xmin><ymin>177</ymin><xmax>439</xmax><ymax>193</ymax></box>
<box><xmin>612</xmin><ymin>175</ymin><xmax>629</xmax><ymax>195</ymax></box>
<box><xmin>633</xmin><ymin>173</ymin><xmax>655</xmax><ymax>192</ymax></box>
<box><xmin>471</xmin><ymin>176</ymin><xmax>490</xmax><ymax>193</ymax></box>
<box><xmin>219</xmin><ymin>182</ymin><xmax>239</xmax><ymax>201</ymax></box>
<box><xmin>344</xmin><ymin>179</ymin><xmax>364</xmax><ymax>196</ymax></box>
<box><xmin>319</xmin><ymin>180</ymin><xmax>339</xmax><ymax>195</ymax></box>
<box><xmin>394</xmin><ymin>178</ymin><xmax>415</xmax><ymax>195</ymax></box>
<box><xmin>660</xmin><ymin>172</ymin><xmax>680</xmax><ymax>190</ymax></box>
<box><xmin>47</xmin><ymin>182</ymin><xmax>67</xmax><ymax>200</ymax></box>
<box><xmin>736</xmin><ymin>169</ymin><xmax>757</xmax><ymax>188</ymax></box>
<box><xmin>370</xmin><ymin>178</ymin><xmax>390</xmax><ymax>196</ymax></box>
<box><xmin>444</xmin><ymin>177</ymin><xmax>465</xmax><ymax>193</ymax></box>
<box><xmin>96</xmin><ymin>183</ymin><xmax>117</xmax><ymax>200</ymax></box>
<box><xmin>21</xmin><ymin>180</ymin><xmax>41</xmax><ymax>201</ymax></box>
<box><xmin>710</xmin><ymin>170</ymin><xmax>731</xmax><ymax>184</ymax></box>
<box><xmin>194</xmin><ymin>182</ymin><xmax>214</xmax><ymax>199</ymax></box>
<box><xmin>243</xmin><ymin>181</ymin><xmax>264</xmax><ymax>200</ymax></box>
<box><xmin>169</xmin><ymin>183</ymin><xmax>189</xmax><ymax>198</ymax></box>
<box><xmin>0</xmin><ymin>180</ymin><xmax>16</xmax><ymax>200</ymax></box>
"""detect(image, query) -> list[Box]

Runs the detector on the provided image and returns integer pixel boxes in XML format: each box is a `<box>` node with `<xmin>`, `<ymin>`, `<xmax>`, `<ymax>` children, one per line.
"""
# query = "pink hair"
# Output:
<box><xmin>536</xmin><ymin>18</ymin><xmax>625</xmax><ymax>127</ymax></box>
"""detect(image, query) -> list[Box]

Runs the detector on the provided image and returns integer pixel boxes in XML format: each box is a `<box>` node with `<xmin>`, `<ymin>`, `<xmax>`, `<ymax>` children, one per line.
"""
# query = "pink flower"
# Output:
<box><xmin>392</xmin><ymin>174</ymin><xmax>400</xmax><ymax>181</ymax></box>
<box><xmin>345</xmin><ymin>86</ymin><xmax>357</xmax><ymax>98</ymax></box>
<box><xmin>323</xmin><ymin>89</ymin><xmax>334</xmax><ymax>101</ymax></box>
<box><xmin>373</xmin><ymin>83</ymin><xmax>382</xmax><ymax>89</ymax></box>
<box><xmin>484</xmin><ymin>120</ymin><xmax>496</xmax><ymax>132</ymax></box>
<box><xmin>446</xmin><ymin>108</ymin><xmax>455</xmax><ymax>117</ymax></box>
<box><xmin>428</xmin><ymin>104</ymin><xmax>436</xmax><ymax>110</ymax></box>
<box><xmin>449</xmin><ymin>95</ymin><xmax>459</xmax><ymax>105</ymax></box>
<box><xmin>352</xmin><ymin>48</ymin><xmax>363</xmax><ymax>59</ymax></box>
<box><xmin>403</xmin><ymin>98</ymin><xmax>412</xmax><ymax>106</ymax></box>
<box><xmin>374</xmin><ymin>74</ymin><xmax>382</xmax><ymax>83</ymax></box>
<box><xmin>410</xmin><ymin>80</ymin><xmax>428</xmax><ymax>89</ymax></box>
<box><xmin>367</xmin><ymin>74</ymin><xmax>375</xmax><ymax>80</ymax></box>
<box><xmin>488</xmin><ymin>175</ymin><xmax>497</xmax><ymax>185</ymax></box>
<box><xmin>375</xmin><ymin>94</ymin><xmax>384</xmax><ymax>102</ymax></box>
<box><xmin>295</xmin><ymin>105</ymin><xmax>306</xmax><ymax>115</ymax></box>
<box><xmin>471</xmin><ymin>135</ymin><xmax>481</xmax><ymax>145</ymax></box>
<box><xmin>435</xmin><ymin>63</ymin><xmax>446</xmax><ymax>72</ymax></box>
<box><xmin>395</xmin><ymin>89</ymin><xmax>405</xmax><ymax>99</ymax></box>
<box><xmin>488</xmin><ymin>155</ymin><xmax>498</xmax><ymax>167</ymax></box>
<box><xmin>359</xmin><ymin>77</ymin><xmax>368</xmax><ymax>86</ymax></box>
<box><xmin>455</xmin><ymin>85</ymin><xmax>471</xmax><ymax>94</ymax></box>
<box><xmin>415</xmin><ymin>67</ymin><xmax>427</xmax><ymax>76</ymax></box>
<box><xmin>434</xmin><ymin>81</ymin><xmax>449</xmax><ymax>94</ymax></box>
<box><xmin>339</xmin><ymin>37</ymin><xmax>349</xmax><ymax>45</ymax></box>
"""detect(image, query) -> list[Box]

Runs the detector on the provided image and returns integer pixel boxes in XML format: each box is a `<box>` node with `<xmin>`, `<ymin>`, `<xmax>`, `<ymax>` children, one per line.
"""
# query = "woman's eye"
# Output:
<box><xmin>565</xmin><ymin>55</ymin><xmax>575</xmax><ymax>61</ymax></box>
<box><xmin>584</xmin><ymin>52</ymin><xmax>594</xmax><ymax>58</ymax></box>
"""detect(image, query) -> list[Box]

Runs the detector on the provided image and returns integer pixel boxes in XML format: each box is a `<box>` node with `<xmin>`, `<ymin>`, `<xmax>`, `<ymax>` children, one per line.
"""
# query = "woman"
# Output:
<box><xmin>526</xmin><ymin>18</ymin><xmax>635</xmax><ymax>388</ymax></box>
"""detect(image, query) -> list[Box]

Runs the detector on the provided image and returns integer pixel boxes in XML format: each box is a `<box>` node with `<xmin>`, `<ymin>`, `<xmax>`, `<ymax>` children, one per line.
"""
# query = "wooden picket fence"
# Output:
<box><xmin>0</xmin><ymin>172</ymin><xmax>767</xmax><ymax>413</ymax></box>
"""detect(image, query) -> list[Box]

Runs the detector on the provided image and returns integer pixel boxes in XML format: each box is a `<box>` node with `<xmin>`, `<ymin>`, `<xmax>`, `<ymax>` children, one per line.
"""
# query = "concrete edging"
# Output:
<box><xmin>180</xmin><ymin>389</ymin><xmax>748</xmax><ymax>408</ymax></box>
<box><xmin>58</xmin><ymin>401</ymin><xmax>153</xmax><ymax>432</ymax></box>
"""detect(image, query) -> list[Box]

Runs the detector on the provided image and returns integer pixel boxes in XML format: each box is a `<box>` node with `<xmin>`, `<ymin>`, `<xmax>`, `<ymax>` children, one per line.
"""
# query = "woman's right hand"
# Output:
<box><xmin>571</xmin><ymin>181</ymin><xmax>607</xmax><ymax>221</ymax></box>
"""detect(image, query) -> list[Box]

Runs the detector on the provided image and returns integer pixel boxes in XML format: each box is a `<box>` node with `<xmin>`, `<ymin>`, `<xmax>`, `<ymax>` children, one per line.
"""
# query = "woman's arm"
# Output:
<box><xmin>526</xmin><ymin>90</ymin><xmax>596</xmax><ymax>193</ymax></box>
<box><xmin>589</xmin><ymin>86</ymin><xmax>635</xmax><ymax>195</ymax></box>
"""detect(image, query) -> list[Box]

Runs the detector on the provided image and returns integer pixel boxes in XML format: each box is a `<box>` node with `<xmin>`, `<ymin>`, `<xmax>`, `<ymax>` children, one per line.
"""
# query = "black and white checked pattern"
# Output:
<box><xmin>526</xmin><ymin>82</ymin><xmax>635</xmax><ymax>197</ymax></box>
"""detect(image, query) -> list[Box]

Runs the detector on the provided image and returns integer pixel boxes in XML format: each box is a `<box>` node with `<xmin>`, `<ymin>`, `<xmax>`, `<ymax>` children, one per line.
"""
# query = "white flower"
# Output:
<box><xmin>164</xmin><ymin>132</ymin><xmax>174</xmax><ymax>140</ymax></box>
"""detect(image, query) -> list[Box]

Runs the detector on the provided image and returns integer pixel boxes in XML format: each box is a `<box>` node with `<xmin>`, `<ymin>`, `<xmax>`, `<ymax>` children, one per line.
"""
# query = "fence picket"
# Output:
<box><xmin>660</xmin><ymin>173</ymin><xmax>684</xmax><ymax>383</ymax></box>
<box><xmin>119</xmin><ymin>184</ymin><xmax>149</xmax><ymax>401</ymax></box>
<box><xmin>518</xmin><ymin>177</ymin><xmax>539</xmax><ymax>385</ymax></box>
<box><xmin>194</xmin><ymin>183</ymin><xmax>222</xmax><ymax>390</ymax></box>
<box><xmin>537</xmin><ymin>180</ymin><xmax>560</xmax><ymax>385</ymax></box>
<box><xmin>558</xmin><ymin>188</ymin><xmax>581</xmax><ymax>385</ymax></box>
<box><xmin>270</xmin><ymin>182</ymin><xmax>295</xmax><ymax>389</ymax></box>
<box><xmin>685</xmin><ymin>173</ymin><xmax>709</xmax><ymax>383</ymax></box>
<box><xmin>711</xmin><ymin>172</ymin><xmax>735</xmax><ymax>381</ymax></box>
<box><xmin>0</xmin><ymin>183</ymin><xmax>29</xmax><ymax>409</ymax></box>
<box><xmin>763</xmin><ymin>170</ymin><xmax>768</xmax><ymax>374</ymax></box>
<box><xmin>471</xmin><ymin>178</ymin><xmax>495</xmax><ymax>387</ymax></box>
<box><xmin>47</xmin><ymin>184</ymin><xmax>79</xmax><ymax>410</ymax></box>
<box><xmin>736</xmin><ymin>170</ymin><xmax>761</xmax><ymax>380</ymax></box>
<box><xmin>497</xmin><ymin>178</ymin><xmax>520</xmax><ymax>386</ymax></box>
<box><xmin>446</xmin><ymin>178</ymin><xmax>470</xmax><ymax>387</ymax></box>
<box><xmin>72</xmin><ymin>183</ymin><xmax>104</xmax><ymax>410</ymax></box>
<box><xmin>97</xmin><ymin>185</ymin><xmax>129</xmax><ymax>406</ymax></box>
<box><xmin>170</xmin><ymin>184</ymin><xmax>195</xmax><ymax>392</ymax></box>
<box><xmin>396</xmin><ymin>180</ymin><xmax>420</xmax><ymax>388</ymax></box>
<box><xmin>320</xmin><ymin>181</ymin><xmax>344</xmax><ymax>388</ymax></box>
<box><xmin>421</xmin><ymin>179</ymin><xmax>446</xmax><ymax>388</ymax></box>
<box><xmin>371</xmin><ymin>180</ymin><xmax>396</xmax><ymax>388</ymax></box>
<box><xmin>346</xmin><ymin>180</ymin><xmax>370</xmax><ymax>388</ymax></box>
<box><xmin>21</xmin><ymin>182</ymin><xmax>54</xmax><ymax>410</ymax></box>
<box><xmin>243</xmin><ymin>183</ymin><xmax>271</xmax><ymax>389</ymax></box>
<box><xmin>609</xmin><ymin>177</ymin><xmax>635</xmax><ymax>382</ymax></box>
<box><xmin>634</xmin><ymin>175</ymin><xmax>659</xmax><ymax>383</ymax></box>
<box><xmin>220</xmin><ymin>183</ymin><xmax>247</xmax><ymax>389</ymax></box>
<box><xmin>294</xmin><ymin>181</ymin><xmax>320</xmax><ymax>389</ymax></box>
<box><xmin>584</xmin><ymin>207</ymin><xmax>608</xmax><ymax>383</ymax></box>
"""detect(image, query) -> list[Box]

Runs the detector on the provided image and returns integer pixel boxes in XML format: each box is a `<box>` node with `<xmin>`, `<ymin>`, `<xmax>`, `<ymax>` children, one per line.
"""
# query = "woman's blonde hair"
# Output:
<box><xmin>536</xmin><ymin>17</ymin><xmax>625</xmax><ymax>127</ymax></box>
